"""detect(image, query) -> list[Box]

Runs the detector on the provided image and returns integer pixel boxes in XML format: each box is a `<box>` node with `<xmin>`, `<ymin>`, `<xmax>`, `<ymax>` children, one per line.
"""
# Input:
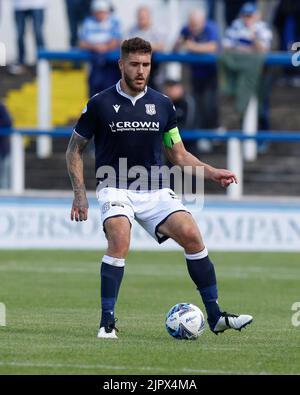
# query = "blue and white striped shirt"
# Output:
<box><xmin>223</xmin><ymin>18</ymin><xmax>272</xmax><ymax>51</ymax></box>
<box><xmin>79</xmin><ymin>15</ymin><xmax>121</xmax><ymax>45</ymax></box>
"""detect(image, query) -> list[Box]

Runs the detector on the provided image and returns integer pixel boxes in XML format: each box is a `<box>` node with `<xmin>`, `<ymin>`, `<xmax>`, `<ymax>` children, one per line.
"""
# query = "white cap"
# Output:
<box><xmin>91</xmin><ymin>0</ymin><xmax>110</xmax><ymax>12</ymax></box>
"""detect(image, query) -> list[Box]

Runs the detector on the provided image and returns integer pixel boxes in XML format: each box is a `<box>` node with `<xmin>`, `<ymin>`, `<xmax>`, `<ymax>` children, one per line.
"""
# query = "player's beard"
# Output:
<box><xmin>124</xmin><ymin>71</ymin><xmax>149</xmax><ymax>93</ymax></box>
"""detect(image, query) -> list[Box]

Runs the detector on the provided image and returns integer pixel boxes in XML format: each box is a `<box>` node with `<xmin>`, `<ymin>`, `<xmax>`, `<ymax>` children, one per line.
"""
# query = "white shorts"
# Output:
<box><xmin>96</xmin><ymin>187</ymin><xmax>190</xmax><ymax>244</ymax></box>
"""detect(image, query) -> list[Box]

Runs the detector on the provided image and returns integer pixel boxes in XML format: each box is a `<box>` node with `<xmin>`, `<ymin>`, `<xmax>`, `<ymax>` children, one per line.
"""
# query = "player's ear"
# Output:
<box><xmin>118</xmin><ymin>59</ymin><xmax>123</xmax><ymax>73</ymax></box>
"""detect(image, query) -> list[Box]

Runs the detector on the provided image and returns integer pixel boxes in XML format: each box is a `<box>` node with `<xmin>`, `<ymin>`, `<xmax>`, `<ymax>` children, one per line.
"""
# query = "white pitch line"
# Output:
<box><xmin>0</xmin><ymin>361</ymin><xmax>272</xmax><ymax>375</ymax></box>
<box><xmin>0</xmin><ymin>266</ymin><xmax>95</xmax><ymax>274</ymax></box>
<box><xmin>0</xmin><ymin>265</ymin><xmax>299</xmax><ymax>280</ymax></box>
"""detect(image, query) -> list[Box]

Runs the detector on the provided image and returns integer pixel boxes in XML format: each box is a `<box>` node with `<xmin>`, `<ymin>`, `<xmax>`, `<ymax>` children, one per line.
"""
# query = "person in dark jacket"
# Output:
<box><xmin>65</xmin><ymin>0</ymin><xmax>92</xmax><ymax>47</ymax></box>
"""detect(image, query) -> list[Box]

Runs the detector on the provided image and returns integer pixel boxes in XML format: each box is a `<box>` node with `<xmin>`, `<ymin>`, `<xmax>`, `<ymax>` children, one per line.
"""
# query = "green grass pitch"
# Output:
<box><xmin>0</xmin><ymin>250</ymin><xmax>300</xmax><ymax>375</ymax></box>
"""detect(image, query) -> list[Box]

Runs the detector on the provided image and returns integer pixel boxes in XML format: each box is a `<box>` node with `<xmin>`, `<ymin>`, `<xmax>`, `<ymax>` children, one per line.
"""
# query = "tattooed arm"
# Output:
<box><xmin>66</xmin><ymin>132</ymin><xmax>90</xmax><ymax>222</ymax></box>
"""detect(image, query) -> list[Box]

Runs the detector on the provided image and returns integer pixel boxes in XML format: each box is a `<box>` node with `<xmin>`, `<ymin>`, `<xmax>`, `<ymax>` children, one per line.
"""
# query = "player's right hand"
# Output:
<box><xmin>71</xmin><ymin>196</ymin><xmax>89</xmax><ymax>222</ymax></box>
<box><xmin>210</xmin><ymin>168</ymin><xmax>238</xmax><ymax>188</ymax></box>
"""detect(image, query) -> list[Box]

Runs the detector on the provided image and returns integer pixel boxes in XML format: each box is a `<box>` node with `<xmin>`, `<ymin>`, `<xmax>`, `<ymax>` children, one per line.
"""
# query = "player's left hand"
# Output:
<box><xmin>210</xmin><ymin>169</ymin><xmax>238</xmax><ymax>188</ymax></box>
<box><xmin>71</xmin><ymin>202</ymin><xmax>88</xmax><ymax>222</ymax></box>
<box><xmin>71</xmin><ymin>194</ymin><xmax>89</xmax><ymax>222</ymax></box>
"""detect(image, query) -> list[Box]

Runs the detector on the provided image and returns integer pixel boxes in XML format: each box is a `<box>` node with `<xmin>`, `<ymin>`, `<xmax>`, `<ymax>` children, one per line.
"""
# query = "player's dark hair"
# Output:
<box><xmin>121</xmin><ymin>37</ymin><xmax>152</xmax><ymax>58</ymax></box>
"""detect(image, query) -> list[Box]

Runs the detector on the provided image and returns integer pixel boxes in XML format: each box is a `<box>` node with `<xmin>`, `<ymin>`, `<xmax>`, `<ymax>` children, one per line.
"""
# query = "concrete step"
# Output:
<box><xmin>0</xmin><ymin>67</ymin><xmax>36</xmax><ymax>97</ymax></box>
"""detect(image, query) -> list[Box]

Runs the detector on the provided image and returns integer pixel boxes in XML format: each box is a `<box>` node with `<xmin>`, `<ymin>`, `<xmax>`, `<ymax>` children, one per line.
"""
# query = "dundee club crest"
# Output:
<box><xmin>145</xmin><ymin>104</ymin><xmax>156</xmax><ymax>115</ymax></box>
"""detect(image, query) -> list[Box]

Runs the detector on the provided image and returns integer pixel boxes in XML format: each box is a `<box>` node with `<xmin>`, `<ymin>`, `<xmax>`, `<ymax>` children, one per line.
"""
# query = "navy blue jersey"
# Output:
<box><xmin>74</xmin><ymin>81</ymin><xmax>178</xmax><ymax>188</ymax></box>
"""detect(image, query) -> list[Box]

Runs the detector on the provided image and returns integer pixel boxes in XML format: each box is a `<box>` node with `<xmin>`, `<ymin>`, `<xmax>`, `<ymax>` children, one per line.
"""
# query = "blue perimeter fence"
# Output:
<box><xmin>1</xmin><ymin>49</ymin><xmax>300</xmax><ymax>141</ymax></box>
<box><xmin>1</xmin><ymin>128</ymin><xmax>300</xmax><ymax>142</ymax></box>
<box><xmin>37</xmin><ymin>49</ymin><xmax>298</xmax><ymax>65</ymax></box>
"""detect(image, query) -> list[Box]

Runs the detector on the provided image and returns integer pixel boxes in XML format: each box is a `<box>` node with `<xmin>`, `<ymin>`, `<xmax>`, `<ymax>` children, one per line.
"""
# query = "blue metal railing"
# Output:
<box><xmin>1</xmin><ymin>128</ymin><xmax>300</xmax><ymax>142</ymax></box>
<box><xmin>37</xmin><ymin>49</ymin><xmax>297</xmax><ymax>66</ymax></box>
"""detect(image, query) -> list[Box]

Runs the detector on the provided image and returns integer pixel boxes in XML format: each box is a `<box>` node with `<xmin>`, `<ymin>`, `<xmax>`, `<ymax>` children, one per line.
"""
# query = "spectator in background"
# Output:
<box><xmin>10</xmin><ymin>0</ymin><xmax>48</xmax><ymax>75</ymax></box>
<box><xmin>273</xmin><ymin>0</ymin><xmax>300</xmax><ymax>52</ymax></box>
<box><xmin>0</xmin><ymin>102</ymin><xmax>12</xmax><ymax>189</ymax></box>
<box><xmin>205</xmin><ymin>0</ymin><xmax>257</xmax><ymax>26</ymax></box>
<box><xmin>79</xmin><ymin>0</ymin><xmax>121</xmax><ymax>97</ymax></box>
<box><xmin>162</xmin><ymin>79</ymin><xmax>195</xmax><ymax>131</ymax></box>
<box><xmin>223</xmin><ymin>2</ymin><xmax>272</xmax><ymax>54</ymax></box>
<box><xmin>273</xmin><ymin>0</ymin><xmax>300</xmax><ymax>87</ymax></box>
<box><xmin>127</xmin><ymin>6</ymin><xmax>165</xmax><ymax>53</ymax></box>
<box><xmin>126</xmin><ymin>6</ymin><xmax>166</xmax><ymax>89</ymax></box>
<box><xmin>220</xmin><ymin>2</ymin><xmax>272</xmax><ymax>136</ymax></box>
<box><xmin>223</xmin><ymin>0</ymin><xmax>256</xmax><ymax>27</ymax></box>
<box><xmin>65</xmin><ymin>0</ymin><xmax>92</xmax><ymax>48</ymax></box>
<box><xmin>205</xmin><ymin>0</ymin><xmax>216</xmax><ymax>21</ymax></box>
<box><xmin>162</xmin><ymin>78</ymin><xmax>196</xmax><ymax>156</ymax></box>
<box><xmin>174</xmin><ymin>8</ymin><xmax>220</xmax><ymax>152</ymax></box>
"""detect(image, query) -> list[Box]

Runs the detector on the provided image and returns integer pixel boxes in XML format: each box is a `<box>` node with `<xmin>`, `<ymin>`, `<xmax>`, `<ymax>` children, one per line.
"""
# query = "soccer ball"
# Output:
<box><xmin>165</xmin><ymin>303</ymin><xmax>205</xmax><ymax>340</ymax></box>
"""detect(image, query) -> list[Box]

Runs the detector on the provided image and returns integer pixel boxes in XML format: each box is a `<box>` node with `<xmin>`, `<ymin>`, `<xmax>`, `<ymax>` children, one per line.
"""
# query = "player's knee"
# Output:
<box><xmin>104</xmin><ymin>218</ymin><xmax>131</xmax><ymax>257</ymax></box>
<box><xmin>107</xmin><ymin>244</ymin><xmax>129</xmax><ymax>258</ymax></box>
<box><xmin>180</xmin><ymin>227</ymin><xmax>203</xmax><ymax>252</ymax></box>
<box><xmin>107</xmin><ymin>233</ymin><xmax>130</xmax><ymax>258</ymax></box>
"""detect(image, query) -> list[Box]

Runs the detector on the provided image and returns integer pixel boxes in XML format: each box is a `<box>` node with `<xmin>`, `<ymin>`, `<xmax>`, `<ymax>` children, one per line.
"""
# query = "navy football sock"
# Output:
<box><xmin>185</xmin><ymin>248</ymin><xmax>221</xmax><ymax>329</ymax></box>
<box><xmin>100</xmin><ymin>256</ymin><xmax>125</xmax><ymax>327</ymax></box>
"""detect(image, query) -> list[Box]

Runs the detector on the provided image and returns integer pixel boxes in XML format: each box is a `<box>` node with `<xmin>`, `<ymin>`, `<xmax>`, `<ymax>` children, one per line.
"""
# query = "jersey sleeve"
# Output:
<box><xmin>73</xmin><ymin>99</ymin><xmax>98</xmax><ymax>140</ymax></box>
<box><xmin>165</xmin><ymin>98</ymin><xmax>177</xmax><ymax>131</ymax></box>
<box><xmin>163</xmin><ymin>98</ymin><xmax>182</xmax><ymax>148</ymax></box>
<box><xmin>256</xmin><ymin>22</ymin><xmax>273</xmax><ymax>51</ymax></box>
<box><xmin>223</xmin><ymin>20</ymin><xmax>239</xmax><ymax>48</ymax></box>
<box><xmin>112</xmin><ymin>18</ymin><xmax>122</xmax><ymax>40</ymax></box>
<box><xmin>207</xmin><ymin>21</ymin><xmax>220</xmax><ymax>43</ymax></box>
<box><xmin>78</xmin><ymin>17</ymin><xmax>90</xmax><ymax>42</ymax></box>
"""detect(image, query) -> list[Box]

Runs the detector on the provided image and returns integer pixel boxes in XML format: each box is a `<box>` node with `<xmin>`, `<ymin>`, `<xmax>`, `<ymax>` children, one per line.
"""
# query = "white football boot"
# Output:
<box><xmin>97</xmin><ymin>319</ymin><xmax>118</xmax><ymax>339</ymax></box>
<box><xmin>213</xmin><ymin>312</ymin><xmax>253</xmax><ymax>334</ymax></box>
